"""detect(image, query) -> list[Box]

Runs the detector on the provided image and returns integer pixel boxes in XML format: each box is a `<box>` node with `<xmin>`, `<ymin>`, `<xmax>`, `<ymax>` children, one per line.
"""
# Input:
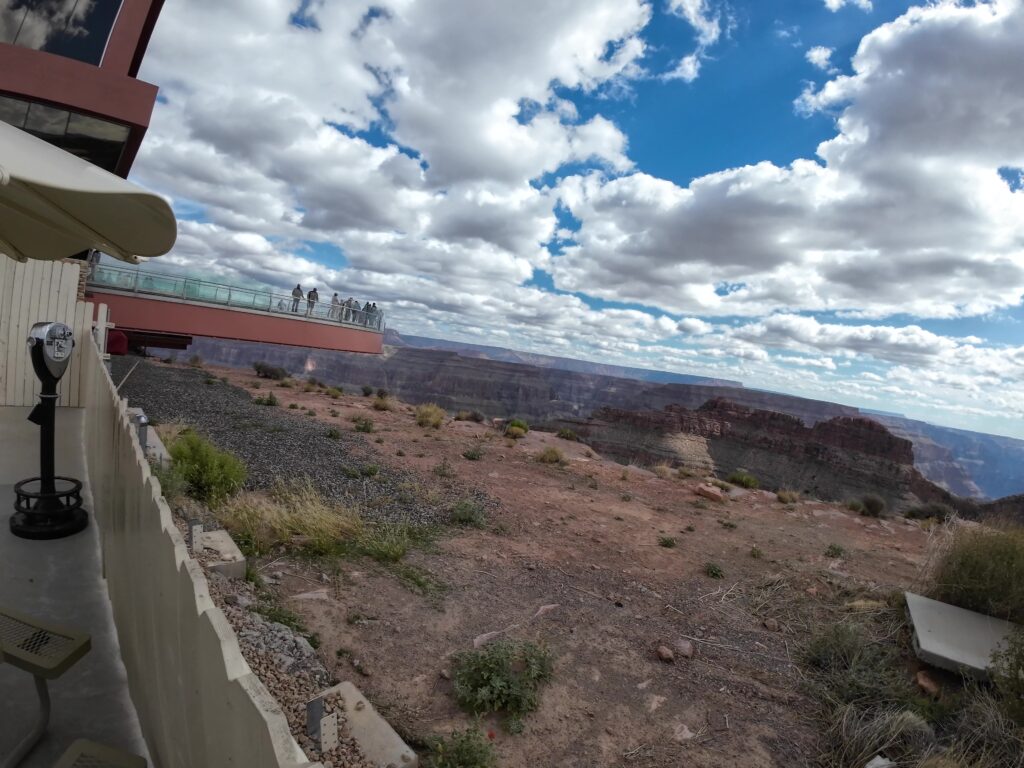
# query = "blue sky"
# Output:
<box><xmin>133</xmin><ymin>0</ymin><xmax>1024</xmax><ymax>438</ymax></box>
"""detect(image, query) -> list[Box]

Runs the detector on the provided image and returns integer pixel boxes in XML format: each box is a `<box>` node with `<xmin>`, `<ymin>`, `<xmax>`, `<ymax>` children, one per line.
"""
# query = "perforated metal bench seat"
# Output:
<box><xmin>0</xmin><ymin>606</ymin><xmax>91</xmax><ymax>679</ymax></box>
<box><xmin>52</xmin><ymin>740</ymin><xmax>146</xmax><ymax>768</ymax></box>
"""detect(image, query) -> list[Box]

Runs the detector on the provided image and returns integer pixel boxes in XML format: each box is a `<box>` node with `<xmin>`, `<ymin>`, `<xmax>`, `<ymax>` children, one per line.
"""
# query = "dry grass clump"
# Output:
<box><xmin>454</xmin><ymin>410</ymin><xmax>485</xmax><ymax>423</ymax></box>
<box><xmin>536</xmin><ymin>446</ymin><xmax>565</xmax><ymax>465</ymax></box>
<box><xmin>372</xmin><ymin>396</ymin><xmax>394</xmax><ymax>411</ymax></box>
<box><xmin>826</xmin><ymin>707</ymin><xmax>937</xmax><ymax>768</ymax></box>
<box><xmin>776</xmin><ymin>489</ymin><xmax>801</xmax><ymax>504</ymax></box>
<box><xmin>416</xmin><ymin>403</ymin><xmax>446</xmax><ymax>429</ymax></box>
<box><xmin>506</xmin><ymin>426</ymin><xmax>526</xmax><ymax>440</ymax></box>
<box><xmin>929</xmin><ymin>522</ymin><xmax>1024</xmax><ymax>623</ymax></box>
<box><xmin>653</xmin><ymin>463</ymin><xmax>672</xmax><ymax>479</ymax></box>
<box><xmin>726</xmin><ymin>469</ymin><xmax>759</xmax><ymax>489</ymax></box>
<box><xmin>218</xmin><ymin>480</ymin><xmax>362</xmax><ymax>555</ymax></box>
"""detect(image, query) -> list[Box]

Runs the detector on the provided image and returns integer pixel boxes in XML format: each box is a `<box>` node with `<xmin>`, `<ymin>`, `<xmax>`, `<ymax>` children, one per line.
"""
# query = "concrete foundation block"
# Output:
<box><xmin>201</xmin><ymin>529</ymin><xmax>247</xmax><ymax>580</ymax></box>
<box><xmin>318</xmin><ymin>681</ymin><xmax>417</xmax><ymax>767</ymax></box>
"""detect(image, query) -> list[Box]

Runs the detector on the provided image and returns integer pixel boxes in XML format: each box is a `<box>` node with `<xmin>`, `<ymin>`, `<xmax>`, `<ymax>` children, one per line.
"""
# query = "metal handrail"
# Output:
<box><xmin>87</xmin><ymin>264</ymin><xmax>385</xmax><ymax>333</ymax></box>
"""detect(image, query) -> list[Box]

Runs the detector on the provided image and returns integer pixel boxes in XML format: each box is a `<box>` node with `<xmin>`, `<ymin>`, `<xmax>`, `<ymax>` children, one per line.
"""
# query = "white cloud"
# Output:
<box><xmin>663</xmin><ymin>0</ymin><xmax>730</xmax><ymax>82</ymax></box>
<box><xmin>824</xmin><ymin>0</ymin><xmax>872</xmax><ymax>11</ymax></box>
<box><xmin>805</xmin><ymin>45</ymin><xmax>836</xmax><ymax>71</ymax></box>
<box><xmin>678</xmin><ymin>317</ymin><xmax>713</xmax><ymax>335</ymax></box>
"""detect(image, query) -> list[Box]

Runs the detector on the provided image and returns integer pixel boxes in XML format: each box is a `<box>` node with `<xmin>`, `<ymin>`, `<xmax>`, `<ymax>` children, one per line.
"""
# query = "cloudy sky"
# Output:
<box><xmin>132</xmin><ymin>0</ymin><xmax>1024</xmax><ymax>438</ymax></box>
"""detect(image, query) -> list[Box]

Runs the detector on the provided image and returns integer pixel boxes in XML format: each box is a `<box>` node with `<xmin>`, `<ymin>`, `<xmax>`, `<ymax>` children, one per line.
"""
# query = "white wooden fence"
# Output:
<box><xmin>0</xmin><ymin>258</ymin><xmax>108</xmax><ymax>407</ymax></box>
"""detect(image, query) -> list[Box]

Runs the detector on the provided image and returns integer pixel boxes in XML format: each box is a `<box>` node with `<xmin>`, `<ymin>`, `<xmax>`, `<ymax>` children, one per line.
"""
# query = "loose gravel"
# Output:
<box><xmin>114</xmin><ymin>357</ymin><xmax>464</xmax><ymax>525</ymax></box>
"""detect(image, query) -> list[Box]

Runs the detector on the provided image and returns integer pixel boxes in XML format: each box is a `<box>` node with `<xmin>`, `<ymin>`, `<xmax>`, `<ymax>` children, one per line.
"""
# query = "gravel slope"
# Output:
<box><xmin>113</xmin><ymin>357</ymin><xmax>452</xmax><ymax>525</ymax></box>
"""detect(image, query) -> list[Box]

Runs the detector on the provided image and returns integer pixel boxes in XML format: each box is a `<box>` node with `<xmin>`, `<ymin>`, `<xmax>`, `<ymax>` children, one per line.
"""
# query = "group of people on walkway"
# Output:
<box><xmin>288</xmin><ymin>285</ymin><xmax>382</xmax><ymax>329</ymax></box>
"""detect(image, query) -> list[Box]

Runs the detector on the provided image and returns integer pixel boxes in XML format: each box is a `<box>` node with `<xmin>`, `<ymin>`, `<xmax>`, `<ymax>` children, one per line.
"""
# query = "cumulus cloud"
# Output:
<box><xmin>663</xmin><ymin>0</ymin><xmax>730</xmax><ymax>82</ymax></box>
<box><xmin>805</xmin><ymin>45</ymin><xmax>837</xmax><ymax>71</ymax></box>
<box><xmin>824</xmin><ymin>0</ymin><xmax>872</xmax><ymax>11</ymax></box>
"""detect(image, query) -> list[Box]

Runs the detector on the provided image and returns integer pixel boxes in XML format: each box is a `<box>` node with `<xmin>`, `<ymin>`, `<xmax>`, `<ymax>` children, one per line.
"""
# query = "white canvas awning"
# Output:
<box><xmin>0</xmin><ymin>120</ymin><xmax>176</xmax><ymax>263</ymax></box>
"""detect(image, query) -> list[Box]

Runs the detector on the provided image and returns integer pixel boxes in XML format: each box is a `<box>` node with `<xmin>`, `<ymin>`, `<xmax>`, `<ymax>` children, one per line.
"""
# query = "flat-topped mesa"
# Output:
<box><xmin>570</xmin><ymin>399</ymin><xmax>946</xmax><ymax>510</ymax></box>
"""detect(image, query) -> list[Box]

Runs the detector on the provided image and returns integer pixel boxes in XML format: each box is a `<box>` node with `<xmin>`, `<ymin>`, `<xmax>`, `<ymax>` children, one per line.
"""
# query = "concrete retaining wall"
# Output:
<box><xmin>79</xmin><ymin>331</ymin><xmax>320</xmax><ymax>768</ymax></box>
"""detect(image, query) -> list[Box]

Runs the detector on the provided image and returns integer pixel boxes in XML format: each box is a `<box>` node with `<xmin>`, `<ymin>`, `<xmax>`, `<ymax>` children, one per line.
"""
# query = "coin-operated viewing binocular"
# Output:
<box><xmin>10</xmin><ymin>321</ymin><xmax>89</xmax><ymax>540</ymax></box>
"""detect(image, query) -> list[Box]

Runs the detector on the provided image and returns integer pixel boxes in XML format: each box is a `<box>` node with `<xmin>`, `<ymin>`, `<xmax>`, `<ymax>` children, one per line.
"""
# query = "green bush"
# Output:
<box><xmin>905</xmin><ymin>502</ymin><xmax>954</xmax><ymax>521</ymax></box>
<box><xmin>825</xmin><ymin>543</ymin><xmax>846</xmax><ymax>558</ymax></box>
<box><xmin>451</xmin><ymin>640</ymin><xmax>552</xmax><ymax>731</ymax></box>
<box><xmin>462</xmin><ymin>446</ymin><xmax>484</xmax><ymax>461</ymax></box>
<box><xmin>325</xmin><ymin>427</ymin><xmax>341</xmax><ymax>440</ymax></box>
<box><xmin>535</xmin><ymin>446</ymin><xmax>564</xmax><ymax>464</ymax></box>
<box><xmin>750</xmin><ymin>546</ymin><xmax>764</xmax><ymax>559</ymax></box>
<box><xmin>556</xmin><ymin>428</ymin><xmax>577</xmax><ymax>441</ymax></box>
<box><xmin>704</xmin><ymin>562</ymin><xmax>724</xmax><ymax>579</ymax></box>
<box><xmin>726</xmin><ymin>470</ymin><xmax>759</xmax><ymax>489</ymax></box>
<box><xmin>450</xmin><ymin>500</ymin><xmax>487</xmax><ymax>528</ymax></box>
<box><xmin>168</xmin><ymin>429</ymin><xmax>246</xmax><ymax>505</ymax></box>
<box><xmin>362</xmin><ymin>385</ymin><xmax>374</xmax><ymax>397</ymax></box>
<box><xmin>846</xmin><ymin>499</ymin><xmax>867</xmax><ymax>514</ymax></box>
<box><xmin>416</xmin><ymin>403</ymin><xmax>446</xmax><ymax>429</ymax></box>
<box><xmin>353</xmin><ymin>416</ymin><xmax>374</xmax><ymax>433</ymax></box>
<box><xmin>506</xmin><ymin>426</ymin><xmax>525</xmax><ymax>440</ymax></box>
<box><xmin>425</xmin><ymin>728</ymin><xmax>496</xmax><ymax>768</ymax></box>
<box><xmin>861</xmin><ymin>494</ymin><xmax>886</xmax><ymax>517</ymax></box>
<box><xmin>930</xmin><ymin>525</ymin><xmax>1024</xmax><ymax>623</ymax></box>
<box><xmin>801</xmin><ymin>623</ymin><xmax>907</xmax><ymax>710</ymax></box>
<box><xmin>376</xmin><ymin>387</ymin><xmax>389</xmax><ymax>399</ymax></box>
<box><xmin>507</xmin><ymin>418</ymin><xmax>529</xmax><ymax>434</ymax></box>
<box><xmin>326</xmin><ymin>386</ymin><xmax>343</xmax><ymax>398</ymax></box>
<box><xmin>288</xmin><ymin>403</ymin><xmax>299</xmax><ymax>409</ymax></box>
<box><xmin>152</xmin><ymin>460</ymin><xmax>187</xmax><ymax>501</ymax></box>
<box><xmin>253</xmin><ymin>392</ymin><xmax>279</xmax><ymax>406</ymax></box>
<box><xmin>658</xmin><ymin>536</ymin><xmax>677</xmax><ymax>548</ymax></box>
<box><xmin>253</xmin><ymin>361</ymin><xmax>288</xmax><ymax>380</ymax></box>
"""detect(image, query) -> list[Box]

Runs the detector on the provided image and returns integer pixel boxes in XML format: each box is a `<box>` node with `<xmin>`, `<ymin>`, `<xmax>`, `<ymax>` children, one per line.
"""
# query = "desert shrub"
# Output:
<box><xmin>151</xmin><ymin>460</ymin><xmax>187</xmax><ymax>501</ymax></box>
<box><xmin>433</xmin><ymin>458</ymin><xmax>455</xmax><ymax>478</ymax></box>
<box><xmin>861</xmin><ymin>494</ymin><xmax>886</xmax><ymax>517</ymax></box>
<box><xmin>425</xmin><ymin>728</ymin><xmax>496</xmax><ymax>768</ymax></box>
<box><xmin>325</xmin><ymin>386</ymin><xmax>343</xmax><ymax>398</ymax></box>
<box><xmin>217</xmin><ymin>480</ymin><xmax>362</xmax><ymax>555</ymax></box>
<box><xmin>704</xmin><ymin>562</ymin><xmax>724</xmax><ymax>579</ymax></box>
<box><xmin>905</xmin><ymin>502</ymin><xmax>955</xmax><ymax>521</ymax></box>
<box><xmin>376</xmin><ymin>387</ymin><xmax>389</xmax><ymax>398</ymax></box>
<box><xmin>416</xmin><ymin>403</ymin><xmax>446</xmax><ymax>429</ymax></box>
<box><xmin>303</xmin><ymin>382</ymin><xmax>318</xmax><ymax>393</ymax></box>
<box><xmin>536</xmin><ymin>446</ymin><xmax>564</xmax><ymax>465</ymax></box>
<box><xmin>846</xmin><ymin>499</ymin><xmax>867</xmax><ymax>514</ymax></box>
<box><xmin>356</xmin><ymin>522</ymin><xmax>415</xmax><ymax>562</ymax></box>
<box><xmin>450</xmin><ymin>500</ymin><xmax>487</xmax><ymax>528</ymax></box>
<box><xmin>992</xmin><ymin>629</ymin><xmax>1024</xmax><ymax>725</ymax></box>
<box><xmin>451</xmin><ymin>640</ymin><xmax>553</xmax><ymax>732</ymax></box>
<box><xmin>372</xmin><ymin>396</ymin><xmax>393</xmax><ymax>411</ymax></box>
<box><xmin>278</xmin><ymin>379</ymin><xmax>293</xmax><ymax>388</ymax></box>
<box><xmin>801</xmin><ymin>623</ymin><xmax>907</xmax><ymax>710</ymax></box>
<box><xmin>361</xmin><ymin>464</ymin><xmax>379</xmax><ymax>477</ymax></box>
<box><xmin>726</xmin><ymin>470</ymin><xmax>759</xmax><ymax>489</ymax></box>
<box><xmin>454</xmin><ymin>410</ymin><xmax>485</xmax><ymax>422</ymax></box>
<box><xmin>325</xmin><ymin>427</ymin><xmax>341</xmax><ymax>440</ymax></box>
<box><xmin>307</xmin><ymin>377</ymin><xmax>322</xmax><ymax>387</ymax></box>
<box><xmin>949</xmin><ymin>684</ymin><xmax>1024</xmax><ymax>766</ymax></box>
<box><xmin>825</xmin><ymin>706</ymin><xmax>936</xmax><ymax>768</ymax></box>
<box><xmin>776</xmin><ymin>490</ymin><xmax>801</xmax><ymax>504</ymax></box>
<box><xmin>750</xmin><ymin>546</ymin><xmax>764</xmax><ymax>559</ymax></box>
<box><xmin>362</xmin><ymin>385</ymin><xmax>374</xmax><ymax>397</ymax></box>
<box><xmin>930</xmin><ymin>525</ymin><xmax>1024</xmax><ymax>623</ymax></box>
<box><xmin>253</xmin><ymin>391</ymin><xmax>279</xmax><ymax>406</ymax></box>
<box><xmin>658</xmin><ymin>536</ymin><xmax>677</xmax><ymax>548</ymax></box>
<box><xmin>462</xmin><ymin>446</ymin><xmax>484</xmax><ymax>461</ymax></box>
<box><xmin>825</xmin><ymin>543</ymin><xmax>846</xmax><ymax>558</ymax></box>
<box><xmin>168</xmin><ymin>429</ymin><xmax>246</xmax><ymax>506</ymax></box>
<box><xmin>353</xmin><ymin>416</ymin><xmax>374</xmax><ymax>433</ymax></box>
<box><xmin>556</xmin><ymin>428</ymin><xmax>577</xmax><ymax>441</ymax></box>
<box><xmin>288</xmin><ymin>403</ymin><xmax>300</xmax><ymax>410</ymax></box>
<box><xmin>395</xmin><ymin>449</ymin><xmax>405</xmax><ymax>457</ymax></box>
<box><xmin>653</xmin><ymin>464</ymin><xmax>672</xmax><ymax>479</ymax></box>
<box><xmin>506</xmin><ymin>426</ymin><xmax>525</xmax><ymax>440</ymax></box>
<box><xmin>507</xmin><ymin>418</ymin><xmax>529</xmax><ymax>434</ymax></box>
<box><xmin>188</xmin><ymin>354</ymin><xmax>203</xmax><ymax>368</ymax></box>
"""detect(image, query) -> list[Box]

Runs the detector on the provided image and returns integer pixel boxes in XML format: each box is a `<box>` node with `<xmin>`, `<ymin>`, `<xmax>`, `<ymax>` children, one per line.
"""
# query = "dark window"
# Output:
<box><xmin>0</xmin><ymin>93</ymin><xmax>129</xmax><ymax>172</ymax></box>
<box><xmin>1</xmin><ymin>0</ymin><xmax>123</xmax><ymax>66</ymax></box>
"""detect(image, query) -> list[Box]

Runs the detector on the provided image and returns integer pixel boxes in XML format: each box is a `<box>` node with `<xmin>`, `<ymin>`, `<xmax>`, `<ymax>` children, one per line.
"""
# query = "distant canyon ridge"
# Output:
<box><xmin>172</xmin><ymin>332</ymin><xmax>1024</xmax><ymax>504</ymax></box>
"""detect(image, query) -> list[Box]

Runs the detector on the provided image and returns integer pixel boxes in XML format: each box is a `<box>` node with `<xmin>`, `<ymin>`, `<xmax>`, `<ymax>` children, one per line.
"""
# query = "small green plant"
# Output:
<box><xmin>372</xmin><ymin>396</ymin><xmax>393</xmax><ymax>411</ymax></box>
<box><xmin>425</xmin><ymin>728</ymin><xmax>496</xmax><ymax>768</ymax></box>
<box><xmin>825</xmin><ymin>543</ymin><xmax>846</xmax><ymax>558</ymax></box>
<box><xmin>416</xmin><ymin>403</ymin><xmax>446</xmax><ymax>428</ymax></box>
<box><xmin>462</xmin><ymin>446</ymin><xmax>484</xmax><ymax>461</ymax></box>
<box><xmin>750</xmin><ymin>546</ymin><xmax>764</xmax><ymax>559</ymax></box>
<box><xmin>361</xmin><ymin>464</ymin><xmax>379</xmax><ymax>477</ymax></box>
<box><xmin>362</xmin><ymin>385</ymin><xmax>374</xmax><ymax>397</ymax></box>
<box><xmin>450</xmin><ymin>640</ymin><xmax>552</xmax><ymax>732</ymax></box>
<box><xmin>776</xmin><ymin>490</ymin><xmax>800</xmax><ymax>504</ymax></box>
<box><xmin>718</xmin><ymin>519</ymin><xmax>737</xmax><ymax>530</ymax></box>
<box><xmin>305</xmin><ymin>408</ymin><xmax>316</xmax><ymax>416</ymax></box>
<box><xmin>433</xmin><ymin>458</ymin><xmax>456</xmax><ymax>478</ymax></box>
<box><xmin>536</xmin><ymin>446</ymin><xmax>564</xmax><ymax>465</ymax></box>
<box><xmin>726</xmin><ymin>470</ymin><xmax>759</xmax><ymax>489</ymax></box>
<box><xmin>556</xmin><ymin>428</ymin><xmax>577</xmax><ymax>441</ymax></box>
<box><xmin>168</xmin><ymin>429</ymin><xmax>246</xmax><ymax>506</ymax></box>
<box><xmin>353</xmin><ymin>416</ymin><xmax>374</xmax><ymax>433</ymax></box>
<box><xmin>253</xmin><ymin>391</ymin><xmax>279</xmax><ymax>406</ymax></box>
<box><xmin>326</xmin><ymin>386</ymin><xmax>343</xmax><ymax>398</ymax></box>
<box><xmin>450</xmin><ymin>500</ymin><xmax>487</xmax><ymax>528</ymax></box>
<box><xmin>325</xmin><ymin>427</ymin><xmax>341</xmax><ymax>440</ymax></box>
<box><xmin>288</xmin><ymin>402</ymin><xmax>299</xmax><ymax>409</ymax></box>
<box><xmin>658</xmin><ymin>536</ymin><xmax>677</xmax><ymax>548</ymax></box>
<box><xmin>507</xmin><ymin>418</ymin><xmax>529</xmax><ymax>434</ymax></box>
<box><xmin>151</xmin><ymin>460</ymin><xmax>187</xmax><ymax>501</ymax></box>
<box><xmin>506</xmin><ymin>426</ymin><xmax>525</xmax><ymax>439</ymax></box>
<box><xmin>860</xmin><ymin>494</ymin><xmax>886</xmax><ymax>517</ymax></box>
<box><xmin>685</xmin><ymin>524</ymin><xmax>696</xmax><ymax>532</ymax></box>
<box><xmin>704</xmin><ymin>562</ymin><xmax>724</xmax><ymax>579</ymax></box>
<box><xmin>188</xmin><ymin>354</ymin><xmax>203</xmax><ymax>368</ymax></box>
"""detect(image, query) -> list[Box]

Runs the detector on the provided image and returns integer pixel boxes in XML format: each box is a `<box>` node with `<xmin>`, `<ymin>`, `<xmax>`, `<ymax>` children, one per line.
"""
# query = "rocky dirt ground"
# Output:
<box><xmin>122</xmin><ymin>358</ymin><xmax>935</xmax><ymax>768</ymax></box>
